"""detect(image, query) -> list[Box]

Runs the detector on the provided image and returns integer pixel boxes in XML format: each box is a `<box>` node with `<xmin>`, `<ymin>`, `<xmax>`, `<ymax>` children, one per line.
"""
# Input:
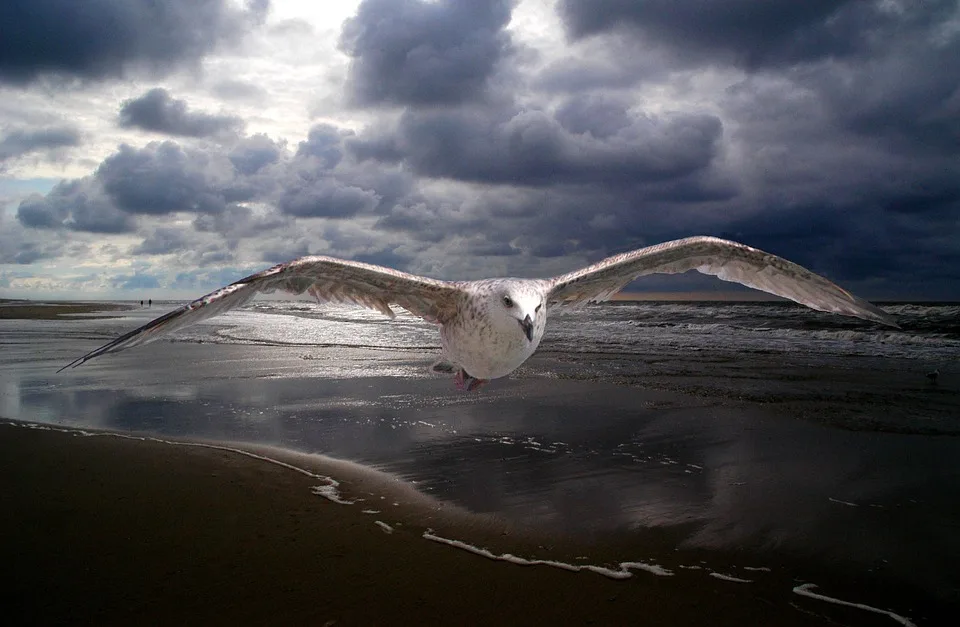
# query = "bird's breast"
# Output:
<box><xmin>441</xmin><ymin>317</ymin><xmax>541</xmax><ymax>380</ymax></box>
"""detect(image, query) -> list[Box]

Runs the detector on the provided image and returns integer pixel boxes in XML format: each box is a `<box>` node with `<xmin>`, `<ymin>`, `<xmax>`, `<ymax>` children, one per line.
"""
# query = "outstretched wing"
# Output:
<box><xmin>59</xmin><ymin>257</ymin><xmax>464</xmax><ymax>371</ymax></box>
<box><xmin>547</xmin><ymin>236</ymin><xmax>897</xmax><ymax>327</ymax></box>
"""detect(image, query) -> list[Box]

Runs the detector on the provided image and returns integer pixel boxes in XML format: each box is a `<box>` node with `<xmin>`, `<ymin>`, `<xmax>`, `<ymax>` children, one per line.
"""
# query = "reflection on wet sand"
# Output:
<box><xmin>2</xmin><ymin>302</ymin><xmax>959</xmax><ymax>619</ymax></box>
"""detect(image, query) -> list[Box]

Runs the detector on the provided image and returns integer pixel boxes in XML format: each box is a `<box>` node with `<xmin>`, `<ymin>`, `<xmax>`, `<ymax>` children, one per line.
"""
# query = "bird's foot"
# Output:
<box><xmin>467</xmin><ymin>377</ymin><xmax>488</xmax><ymax>392</ymax></box>
<box><xmin>454</xmin><ymin>368</ymin><xmax>487</xmax><ymax>392</ymax></box>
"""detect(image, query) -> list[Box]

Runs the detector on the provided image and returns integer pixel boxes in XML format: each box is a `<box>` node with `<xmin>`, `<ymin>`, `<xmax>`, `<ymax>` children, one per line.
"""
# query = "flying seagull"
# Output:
<box><xmin>59</xmin><ymin>236</ymin><xmax>897</xmax><ymax>390</ymax></box>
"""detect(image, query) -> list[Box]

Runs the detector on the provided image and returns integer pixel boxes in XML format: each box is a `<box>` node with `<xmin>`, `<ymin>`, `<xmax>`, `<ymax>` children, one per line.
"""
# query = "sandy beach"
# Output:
<box><xmin>2</xmin><ymin>300</ymin><xmax>957</xmax><ymax>625</ymax></box>
<box><xmin>3</xmin><ymin>421</ymin><xmax>929</xmax><ymax>627</ymax></box>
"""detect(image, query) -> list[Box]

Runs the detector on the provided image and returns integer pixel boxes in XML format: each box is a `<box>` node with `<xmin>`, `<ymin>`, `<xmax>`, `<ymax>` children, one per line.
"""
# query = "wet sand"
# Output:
<box><xmin>2</xmin><ymin>300</ymin><xmax>955</xmax><ymax>625</ymax></box>
<box><xmin>1</xmin><ymin>422</ymin><xmax>909</xmax><ymax>627</ymax></box>
<box><xmin>0</xmin><ymin>300</ymin><xmax>130</xmax><ymax>320</ymax></box>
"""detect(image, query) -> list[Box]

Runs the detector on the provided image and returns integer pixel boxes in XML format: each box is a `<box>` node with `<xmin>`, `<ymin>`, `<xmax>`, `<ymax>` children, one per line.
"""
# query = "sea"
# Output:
<box><xmin>2</xmin><ymin>299</ymin><xmax>959</xmax><ymax>624</ymax></box>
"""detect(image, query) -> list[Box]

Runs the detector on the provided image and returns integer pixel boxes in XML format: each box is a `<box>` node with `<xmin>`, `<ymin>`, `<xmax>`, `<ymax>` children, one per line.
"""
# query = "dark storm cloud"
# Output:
<box><xmin>259</xmin><ymin>242</ymin><xmax>311</xmax><ymax>265</ymax></box>
<box><xmin>460</xmin><ymin>237</ymin><xmax>518</xmax><ymax>257</ymax></box>
<box><xmin>9</xmin><ymin>247</ymin><xmax>45</xmax><ymax>264</ymax></box>
<box><xmin>535</xmin><ymin>35</ymin><xmax>676</xmax><ymax>94</ymax></box>
<box><xmin>343</xmin><ymin>131</ymin><xmax>404</xmax><ymax>163</ymax></box>
<box><xmin>193</xmin><ymin>204</ymin><xmax>291</xmax><ymax>241</ymax></box>
<box><xmin>0</xmin><ymin>240</ymin><xmax>52</xmax><ymax>265</ymax></box>
<box><xmin>228</xmin><ymin>134</ymin><xmax>285</xmax><ymax>175</ymax></box>
<box><xmin>130</xmin><ymin>227</ymin><xmax>192</xmax><ymax>256</ymax></box>
<box><xmin>795</xmin><ymin>41</ymin><xmax>960</xmax><ymax>156</ymax></box>
<box><xmin>0</xmin><ymin>126</ymin><xmax>81</xmax><ymax>163</ymax></box>
<box><xmin>716</xmin><ymin>200</ymin><xmax>960</xmax><ymax>295</ymax></box>
<box><xmin>17</xmin><ymin>180</ymin><xmax>136</xmax><ymax>233</ymax></box>
<box><xmin>274</xmin><ymin>124</ymin><xmax>406</xmax><ymax>219</ymax></box>
<box><xmin>350</xmin><ymin>105</ymin><xmax>723</xmax><ymax>186</ymax></box>
<box><xmin>14</xmin><ymin>125</ymin><xmax>397</xmax><ymax>244</ymax></box>
<box><xmin>352</xmin><ymin>248</ymin><xmax>415</xmax><ymax>270</ymax></box>
<box><xmin>96</xmin><ymin>142</ymin><xmax>245</xmax><ymax>215</ymax></box>
<box><xmin>0</xmin><ymin>0</ymin><xmax>269</xmax><ymax>85</ymax></box>
<box><xmin>13</xmin><ymin>138</ymin><xmax>276</xmax><ymax>235</ymax></box>
<box><xmin>296</xmin><ymin>125</ymin><xmax>350</xmax><ymax>168</ymax></box>
<box><xmin>554</xmin><ymin>94</ymin><xmax>632</xmax><ymax>139</ymax></box>
<box><xmin>494</xmin><ymin>0</ymin><xmax>957</xmax><ymax>297</ymax></box>
<box><xmin>705</xmin><ymin>65</ymin><xmax>960</xmax><ymax>292</ymax></box>
<box><xmin>118</xmin><ymin>88</ymin><xmax>244</xmax><ymax>138</ymax></box>
<box><xmin>0</xmin><ymin>212</ymin><xmax>60</xmax><ymax>264</ymax></box>
<box><xmin>557</xmin><ymin>0</ymin><xmax>956</xmax><ymax>70</ymax></box>
<box><xmin>339</xmin><ymin>0</ymin><xmax>514</xmax><ymax>105</ymax></box>
<box><xmin>277</xmin><ymin>177</ymin><xmax>380</xmax><ymax>218</ymax></box>
<box><xmin>129</xmin><ymin>227</ymin><xmax>236</xmax><ymax>267</ymax></box>
<box><xmin>374</xmin><ymin>203</ymin><xmax>461</xmax><ymax>243</ymax></box>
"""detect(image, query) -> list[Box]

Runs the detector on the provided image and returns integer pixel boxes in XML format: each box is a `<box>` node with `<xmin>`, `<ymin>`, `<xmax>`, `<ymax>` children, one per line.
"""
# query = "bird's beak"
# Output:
<box><xmin>519</xmin><ymin>314</ymin><xmax>534</xmax><ymax>342</ymax></box>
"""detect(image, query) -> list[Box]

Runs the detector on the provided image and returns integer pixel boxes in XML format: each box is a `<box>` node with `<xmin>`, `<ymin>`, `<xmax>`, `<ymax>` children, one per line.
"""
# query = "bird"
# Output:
<box><xmin>58</xmin><ymin>236</ymin><xmax>898</xmax><ymax>390</ymax></box>
<box><xmin>926</xmin><ymin>368</ymin><xmax>939</xmax><ymax>384</ymax></box>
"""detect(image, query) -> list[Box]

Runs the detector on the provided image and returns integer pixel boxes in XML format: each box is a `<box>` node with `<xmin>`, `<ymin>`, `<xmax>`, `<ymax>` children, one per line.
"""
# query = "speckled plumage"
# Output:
<box><xmin>440</xmin><ymin>279</ymin><xmax>550</xmax><ymax>379</ymax></box>
<box><xmin>60</xmin><ymin>236</ymin><xmax>898</xmax><ymax>385</ymax></box>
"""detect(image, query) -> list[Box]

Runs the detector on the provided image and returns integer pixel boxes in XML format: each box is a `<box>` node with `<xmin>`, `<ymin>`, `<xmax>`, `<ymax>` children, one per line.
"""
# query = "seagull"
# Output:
<box><xmin>926</xmin><ymin>368</ymin><xmax>939</xmax><ymax>384</ymax></box>
<box><xmin>59</xmin><ymin>236</ymin><xmax>898</xmax><ymax>390</ymax></box>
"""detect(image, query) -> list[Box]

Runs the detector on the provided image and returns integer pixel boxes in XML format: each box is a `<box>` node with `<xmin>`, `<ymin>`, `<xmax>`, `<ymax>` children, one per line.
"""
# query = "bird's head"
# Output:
<box><xmin>489</xmin><ymin>282</ymin><xmax>546</xmax><ymax>343</ymax></box>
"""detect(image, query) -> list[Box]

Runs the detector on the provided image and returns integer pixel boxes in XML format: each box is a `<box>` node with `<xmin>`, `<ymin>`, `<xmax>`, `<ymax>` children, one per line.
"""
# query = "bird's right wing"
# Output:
<box><xmin>546</xmin><ymin>236</ymin><xmax>897</xmax><ymax>327</ymax></box>
<box><xmin>59</xmin><ymin>257</ymin><xmax>465</xmax><ymax>371</ymax></box>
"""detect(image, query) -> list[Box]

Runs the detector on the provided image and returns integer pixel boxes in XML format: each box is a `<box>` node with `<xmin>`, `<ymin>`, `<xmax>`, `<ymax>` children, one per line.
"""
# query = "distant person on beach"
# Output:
<box><xmin>140</xmin><ymin>300</ymin><xmax>143</xmax><ymax>307</ymax></box>
<box><xmin>148</xmin><ymin>299</ymin><xmax>152</xmax><ymax>307</ymax></box>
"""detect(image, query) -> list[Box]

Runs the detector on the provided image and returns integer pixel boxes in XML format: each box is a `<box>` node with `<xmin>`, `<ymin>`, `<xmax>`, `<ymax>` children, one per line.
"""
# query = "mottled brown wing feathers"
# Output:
<box><xmin>59</xmin><ymin>257</ymin><xmax>464</xmax><ymax>371</ymax></box>
<box><xmin>547</xmin><ymin>236</ymin><xmax>897</xmax><ymax>327</ymax></box>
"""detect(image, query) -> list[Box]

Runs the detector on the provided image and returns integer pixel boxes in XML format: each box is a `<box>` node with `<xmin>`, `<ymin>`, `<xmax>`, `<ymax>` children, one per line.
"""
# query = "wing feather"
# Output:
<box><xmin>547</xmin><ymin>236</ymin><xmax>897</xmax><ymax>327</ymax></box>
<box><xmin>59</xmin><ymin>256</ymin><xmax>464</xmax><ymax>371</ymax></box>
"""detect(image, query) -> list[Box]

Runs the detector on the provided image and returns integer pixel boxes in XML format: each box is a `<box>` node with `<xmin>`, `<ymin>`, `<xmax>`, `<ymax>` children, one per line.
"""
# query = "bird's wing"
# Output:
<box><xmin>59</xmin><ymin>257</ymin><xmax>465</xmax><ymax>371</ymax></box>
<box><xmin>546</xmin><ymin>236</ymin><xmax>897</xmax><ymax>327</ymax></box>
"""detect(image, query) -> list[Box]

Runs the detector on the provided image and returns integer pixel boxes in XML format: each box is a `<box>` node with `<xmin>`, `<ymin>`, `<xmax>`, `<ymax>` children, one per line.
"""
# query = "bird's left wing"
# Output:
<box><xmin>546</xmin><ymin>236</ymin><xmax>897</xmax><ymax>327</ymax></box>
<box><xmin>59</xmin><ymin>256</ymin><xmax>464</xmax><ymax>371</ymax></box>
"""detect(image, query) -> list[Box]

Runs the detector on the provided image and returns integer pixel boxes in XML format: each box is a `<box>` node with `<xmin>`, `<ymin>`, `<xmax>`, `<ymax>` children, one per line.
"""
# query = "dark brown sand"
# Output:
<box><xmin>0</xmin><ymin>424</ymin><xmax>843</xmax><ymax>627</ymax></box>
<box><xmin>0</xmin><ymin>300</ymin><xmax>130</xmax><ymax>320</ymax></box>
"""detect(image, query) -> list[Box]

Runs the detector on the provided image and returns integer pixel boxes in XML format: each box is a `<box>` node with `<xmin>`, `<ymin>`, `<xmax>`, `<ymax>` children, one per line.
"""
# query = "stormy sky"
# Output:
<box><xmin>1</xmin><ymin>0</ymin><xmax>957</xmax><ymax>300</ymax></box>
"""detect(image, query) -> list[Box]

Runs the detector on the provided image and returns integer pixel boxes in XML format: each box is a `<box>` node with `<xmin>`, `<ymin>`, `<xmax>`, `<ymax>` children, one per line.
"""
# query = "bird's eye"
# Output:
<box><xmin>535</xmin><ymin>303</ymin><xmax>542</xmax><ymax>313</ymax></box>
<box><xmin>502</xmin><ymin>296</ymin><xmax>514</xmax><ymax>308</ymax></box>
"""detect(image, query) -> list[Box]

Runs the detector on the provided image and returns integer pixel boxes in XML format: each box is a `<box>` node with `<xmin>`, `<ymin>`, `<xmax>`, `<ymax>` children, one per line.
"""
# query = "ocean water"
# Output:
<box><xmin>2</xmin><ymin>299</ymin><xmax>959</xmax><ymax>622</ymax></box>
<box><xmin>223</xmin><ymin>299</ymin><xmax>960</xmax><ymax>361</ymax></box>
<box><xmin>32</xmin><ymin>298</ymin><xmax>957</xmax><ymax>432</ymax></box>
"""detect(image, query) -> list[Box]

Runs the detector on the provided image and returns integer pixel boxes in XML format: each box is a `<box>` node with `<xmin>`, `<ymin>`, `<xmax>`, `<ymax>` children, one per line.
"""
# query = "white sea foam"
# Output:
<box><xmin>547</xmin><ymin>301</ymin><xmax>960</xmax><ymax>360</ymax></box>
<box><xmin>709</xmin><ymin>572</ymin><xmax>752</xmax><ymax>583</ymax></box>
<box><xmin>311</xmin><ymin>484</ymin><xmax>355</xmax><ymax>505</ymax></box>
<box><xmin>828</xmin><ymin>497</ymin><xmax>858</xmax><ymax>507</ymax></box>
<box><xmin>0</xmin><ymin>419</ymin><xmax>927</xmax><ymax>622</ymax></box>
<box><xmin>421</xmin><ymin>530</ymin><xmax>672</xmax><ymax>580</ymax></box>
<box><xmin>4</xmin><ymin>420</ymin><xmax>356</xmax><ymax>506</ymax></box>
<box><xmin>620</xmin><ymin>561</ymin><xmax>674</xmax><ymax>577</ymax></box>
<box><xmin>793</xmin><ymin>583</ymin><xmax>915</xmax><ymax>627</ymax></box>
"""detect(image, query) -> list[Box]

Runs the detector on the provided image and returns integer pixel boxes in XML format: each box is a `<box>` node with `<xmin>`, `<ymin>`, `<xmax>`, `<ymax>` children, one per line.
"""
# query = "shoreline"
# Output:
<box><xmin>1</xmin><ymin>419</ymin><xmax>931</xmax><ymax>626</ymax></box>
